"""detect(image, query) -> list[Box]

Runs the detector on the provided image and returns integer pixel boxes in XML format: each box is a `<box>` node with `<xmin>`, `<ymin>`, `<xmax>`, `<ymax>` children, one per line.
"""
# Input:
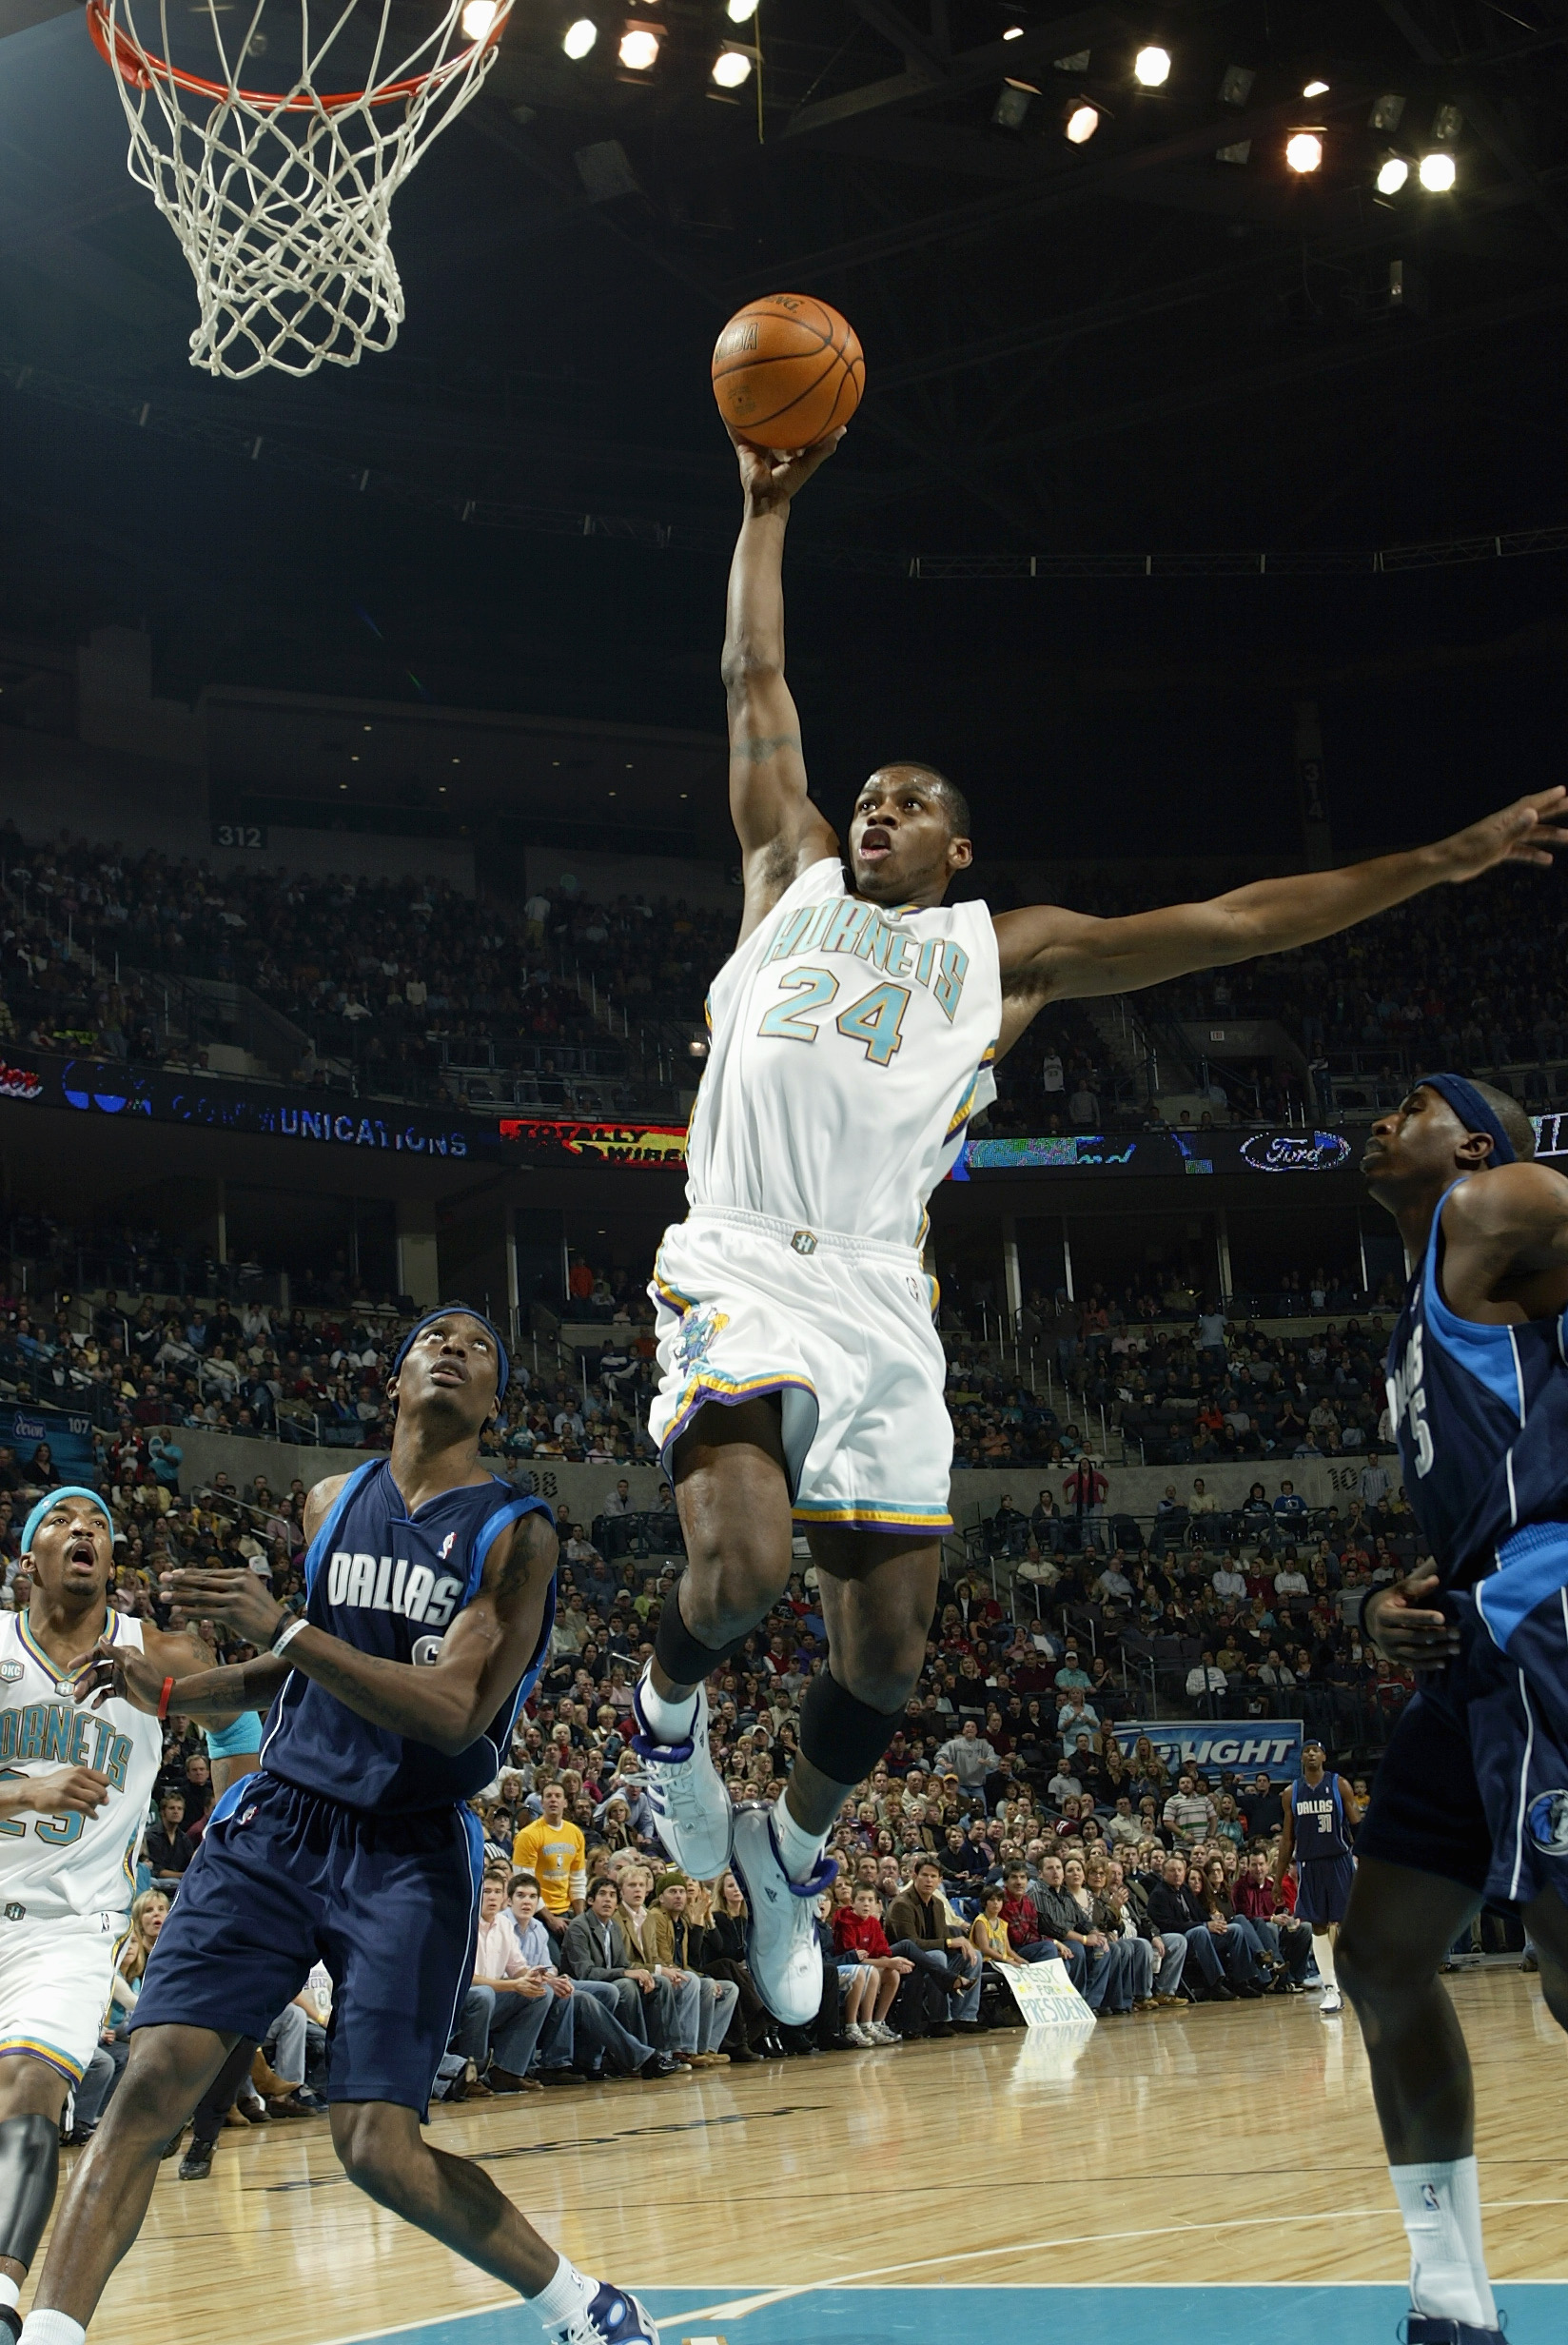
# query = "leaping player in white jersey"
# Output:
<box><xmin>0</xmin><ymin>1488</ymin><xmax>165</xmax><ymax>2344</ymax></box>
<box><xmin>628</xmin><ymin>418</ymin><xmax>1568</xmax><ymax>2024</ymax></box>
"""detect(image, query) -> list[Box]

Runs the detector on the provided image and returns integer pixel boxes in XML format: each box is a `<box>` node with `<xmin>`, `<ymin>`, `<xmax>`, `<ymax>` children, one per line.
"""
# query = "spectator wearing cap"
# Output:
<box><xmin>647</xmin><ymin>1874</ymin><xmax>737</xmax><ymax>2066</ymax></box>
<box><xmin>1054</xmin><ymin>1649</ymin><xmax>1091</xmax><ymax>1691</ymax></box>
<box><xmin>1162</xmin><ymin>1772</ymin><xmax>1216</xmax><ymax>1846</ymax></box>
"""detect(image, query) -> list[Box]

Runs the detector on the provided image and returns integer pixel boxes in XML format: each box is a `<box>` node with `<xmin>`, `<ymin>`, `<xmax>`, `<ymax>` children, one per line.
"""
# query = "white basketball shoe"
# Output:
<box><xmin>1319</xmin><ymin>1983</ymin><xmax>1343</xmax><ymax>2017</ymax></box>
<box><xmin>730</xmin><ymin>1801</ymin><xmax>838</xmax><ymax>2027</ymax></box>
<box><xmin>629</xmin><ymin>1673</ymin><xmax>733</xmax><ymax>1880</ymax></box>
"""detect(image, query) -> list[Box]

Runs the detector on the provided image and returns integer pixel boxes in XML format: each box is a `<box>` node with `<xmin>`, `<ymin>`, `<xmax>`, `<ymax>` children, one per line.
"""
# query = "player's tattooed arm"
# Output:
<box><xmin>724</xmin><ymin>428</ymin><xmax>841</xmax><ymax>941</ymax></box>
<box><xmin>990</xmin><ymin>786</ymin><xmax>1568</xmax><ymax>1054</ymax></box>
<box><xmin>149</xmin><ymin>1510</ymin><xmax>557</xmax><ymax>1759</ymax></box>
<box><xmin>75</xmin><ymin>1626</ymin><xmax>290</xmax><ymax>1722</ymax></box>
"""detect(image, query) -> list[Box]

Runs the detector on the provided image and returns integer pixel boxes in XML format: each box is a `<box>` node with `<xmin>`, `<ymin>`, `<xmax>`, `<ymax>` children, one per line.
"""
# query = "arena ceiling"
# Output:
<box><xmin>0</xmin><ymin>0</ymin><xmax>1564</xmax><ymax>851</ymax></box>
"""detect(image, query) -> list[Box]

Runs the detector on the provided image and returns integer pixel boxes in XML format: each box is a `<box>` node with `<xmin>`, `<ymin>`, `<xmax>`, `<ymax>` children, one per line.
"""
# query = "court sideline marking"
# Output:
<box><xmin>310</xmin><ymin>2197</ymin><xmax>1568</xmax><ymax>2345</ymax></box>
<box><xmin>676</xmin><ymin>2201</ymin><xmax>1568</xmax><ymax>2322</ymax></box>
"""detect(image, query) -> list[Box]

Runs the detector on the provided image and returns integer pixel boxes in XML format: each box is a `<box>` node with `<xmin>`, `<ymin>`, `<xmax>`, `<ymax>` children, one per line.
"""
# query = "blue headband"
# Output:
<box><xmin>21</xmin><ymin>1486</ymin><xmax>114</xmax><ymax>1558</ymax></box>
<box><xmin>1415</xmin><ymin>1074</ymin><xmax>1519</xmax><ymax>1168</ymax></box>
<box><xmin>392</xmin><ymin>1304</ymin><xmax>510</xmax><ymax>1402</ymax></box>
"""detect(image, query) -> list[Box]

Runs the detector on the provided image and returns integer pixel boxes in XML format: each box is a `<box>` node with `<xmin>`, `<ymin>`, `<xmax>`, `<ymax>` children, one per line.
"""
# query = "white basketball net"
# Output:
<box><xmin>88</xmin><ymin>0</ymin><xmax>510</xmax><ymax>378</ymax></box>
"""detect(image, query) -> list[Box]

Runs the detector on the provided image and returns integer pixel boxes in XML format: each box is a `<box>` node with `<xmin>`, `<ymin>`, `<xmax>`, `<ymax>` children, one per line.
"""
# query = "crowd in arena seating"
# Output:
<box><xmin>2</xmin><ymin>822</ymin><xmax>1563</xmax><ymax>1135</ymax></box>
<box><xmin>56</xmin><ymin>1476</ymin><xmax>1395</xmax><ymax>2154</ymax></box>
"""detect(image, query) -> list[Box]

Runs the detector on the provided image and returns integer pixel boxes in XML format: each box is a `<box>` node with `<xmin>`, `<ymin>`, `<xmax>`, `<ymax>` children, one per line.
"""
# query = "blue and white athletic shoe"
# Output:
<box><xmin>1402</xmin><ymin>2316</ymin><xmax>1507</xmax><ymax>2344</ymax></box>
<box><xmin>559</xmin><ymin>2282</ymin><xmax>661</xmax><ymax>2345</ymax></box>
<box><xmin>629</xmin><ymin>1673</ymin><xmax>733</xmax><ymax>1879</ymax></box>
<box><xmin>730</xmin><ymin>1800</ymin><xmax>838</xmax><ymax>2027</ymax></box>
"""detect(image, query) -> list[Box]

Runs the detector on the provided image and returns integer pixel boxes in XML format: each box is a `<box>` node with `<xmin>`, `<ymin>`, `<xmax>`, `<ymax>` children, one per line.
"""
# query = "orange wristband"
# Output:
<box><xmin>157</xmin><ymin>1676</ymin><xmax>175</xmax><ymax>1722</ymax></box>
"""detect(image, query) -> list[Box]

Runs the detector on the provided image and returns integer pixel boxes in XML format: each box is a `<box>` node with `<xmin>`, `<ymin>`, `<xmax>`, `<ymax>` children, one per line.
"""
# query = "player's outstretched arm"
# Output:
<box><xmin>152</xmin><ymin>1510</ymin><xmax>557</xmax><ymax>1759</ymax></box>
<box><xmin>722</xmin><ymin>425</ymin><xmax>843</xmax><ymax>944</ymax></box>
<box><xmin>991</xmin><ymin>787</ymin><xmax>1568</xmax><ymax>1048</ymax></box>
<box><xmin>76</xmin><ymin>1622</ymin><xmax>290</xmax><ymax>1724</ymax></box>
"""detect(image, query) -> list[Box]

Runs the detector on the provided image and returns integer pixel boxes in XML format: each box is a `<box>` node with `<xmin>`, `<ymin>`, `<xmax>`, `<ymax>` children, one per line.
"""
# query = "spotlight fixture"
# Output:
<box><xmin>1432</xmin><ymin>103</ymin><xmax>1462</xmax><ymax>140</ymax></box>
<box><xmin>711</xmin><ymin>40</ymin><xmax>752</xmax><ymax>85</ymax></box>
<box><xmin>1132</xmin><ymin>43</ymin><xmax>1170</xmax><ymax>86</ymax></box>
<box><xmin>1419</xmin><ymin>149</ymin><xmax>1457</xmax><ymax>190</ymax></box>
<box><xmin>725</xmin><ymin>0</ymin><xmax>758</xmax><ymax>20</ymax></box>
<box><xmin>992</xmin><ymin>76</ymin><xmax>1037</xmax><ymax>128</ymax></box>
<box><xmin>617</xmin><ymin>20</ymin><xmax>658</xmax><ymax>68</ymax></box>
<box><xmin>561</xmin><ymin>15</ymin><xmax>597</xmax><ymax>54</ymax></box>
<box><xmin>1302</xmin><ymin>78</ymin><xmax>1328</xmax><ymax>96</ymax></box>
<box><xmin>1285</xmin><ymin>129</ymin><xmax>1323</xmax><ymax>172</ymax></box>
<box><xmin>460</xmin><ymin>0</ymin><xmax>497</xmax><ymax>37</ymax></box>
<box><xmin>1369</xmin><ymin>92</ymin><xmax>1405</xmax><ymax>130</ymax></box>
<box><xmin>1002</xmin><ymin>22</ymin><xmax>1023</xmax><ymax>35</ymax></box>
<box><xmin>1064</xmin><ymin>98</ymin><xmax>1099</xmax><ymax>142</ymax></box>
<box><xmin>1375</xmin><ymin>151</ymin><xmax>1409</xmax><ymax>194</ymax></box>
<box><xmin>1218</xmin><ymin>64</ymin><xmax>1253</xmax><ymax>105</ymax></box>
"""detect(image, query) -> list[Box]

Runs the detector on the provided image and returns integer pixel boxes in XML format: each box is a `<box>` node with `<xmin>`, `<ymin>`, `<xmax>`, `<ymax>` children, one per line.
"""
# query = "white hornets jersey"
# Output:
<box><xmin>685</xmin><ymin>857</ymin><xmax>1003</xmax><ymax>1247</ymax></box>
<box><xmin>0</xmin><ymin>1610</ymin><xmax>161</xmax><ymax>1919</ymax></box>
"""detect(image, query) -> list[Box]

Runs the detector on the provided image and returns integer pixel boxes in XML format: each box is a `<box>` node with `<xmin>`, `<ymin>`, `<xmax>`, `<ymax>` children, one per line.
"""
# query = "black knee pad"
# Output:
<box><xmin>653</xmin><ymin>1583</ymin><xmax>744</xmax><ymax>1687</ymax></box>
<box><xmin>0</xmin><ymin>2111</ymin><xmax>60</xmax><ymax>2273</ymax></box>
<box><xmin>798</xmin><ymin>1668</ymin><xmax>903</xmax><ymax>1788</ymax></box>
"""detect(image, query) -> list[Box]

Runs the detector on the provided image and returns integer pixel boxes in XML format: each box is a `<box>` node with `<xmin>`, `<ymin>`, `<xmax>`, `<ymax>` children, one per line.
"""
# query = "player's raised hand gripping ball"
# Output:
<box><xmin>712</xmin><ymin>292</ymin><xmax>864</xmax><ymax>451</ymax></box>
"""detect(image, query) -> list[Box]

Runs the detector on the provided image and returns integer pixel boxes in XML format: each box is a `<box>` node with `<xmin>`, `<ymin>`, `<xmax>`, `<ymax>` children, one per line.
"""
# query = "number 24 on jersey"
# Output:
<box><xmin>758</xmin><ymin>968</ymin><xmax>910</xmax><ymax>1066</ymax></box>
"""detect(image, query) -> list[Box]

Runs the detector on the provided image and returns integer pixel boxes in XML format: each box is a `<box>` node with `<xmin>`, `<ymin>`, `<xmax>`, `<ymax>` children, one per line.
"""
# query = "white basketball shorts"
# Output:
<box><xmin>0</xmin><ymin>1907</ymin><xmax>124</xmax><ymax>2085</ymax></box>
<box><xmin>648</xmin><ymin>1205</ymin><xmax>953</xmax><ymax>1535</ymax></box>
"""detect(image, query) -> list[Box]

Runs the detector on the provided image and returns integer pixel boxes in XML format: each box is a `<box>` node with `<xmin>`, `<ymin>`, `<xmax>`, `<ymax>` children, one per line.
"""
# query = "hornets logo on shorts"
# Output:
<box><xmin>672</xmin><ymin>1304</ymin><xmax>729</xmax><ymax>1376</ymax></box>
<box><xmin>1526</xmin><ymin>1788</ymin><xmax>1568</xmax><ymax>1856</ymax></box>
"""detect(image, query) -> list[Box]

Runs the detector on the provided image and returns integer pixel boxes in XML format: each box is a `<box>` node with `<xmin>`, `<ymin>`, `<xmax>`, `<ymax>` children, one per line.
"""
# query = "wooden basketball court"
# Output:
<box><xmin>51</xmin><ymin>1966</ymin><xmax>1568</xmax><ymax>2345</ymax></box>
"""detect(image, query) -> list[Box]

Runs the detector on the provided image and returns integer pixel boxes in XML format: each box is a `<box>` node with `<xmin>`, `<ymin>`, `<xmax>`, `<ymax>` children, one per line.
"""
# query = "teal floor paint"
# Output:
<box><xmin>348</xmin><ymin>2281</ymin><xmax>1568</xmax><ymax>2345</ymax></box>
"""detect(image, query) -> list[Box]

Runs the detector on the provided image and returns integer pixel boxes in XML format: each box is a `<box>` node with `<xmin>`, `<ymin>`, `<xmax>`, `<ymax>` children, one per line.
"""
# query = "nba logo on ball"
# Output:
<box><xmin>1526</xmin><ymin>1788</ymin><xmax>1568</xmax><ymax>1855</ymax></box>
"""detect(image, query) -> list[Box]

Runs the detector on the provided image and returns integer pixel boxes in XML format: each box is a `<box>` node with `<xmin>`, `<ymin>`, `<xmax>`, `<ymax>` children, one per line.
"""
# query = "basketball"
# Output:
<box><xmin>711</xmin><ymin>292</ymin><xmax>865</xmax><ymax>451</ymax></box>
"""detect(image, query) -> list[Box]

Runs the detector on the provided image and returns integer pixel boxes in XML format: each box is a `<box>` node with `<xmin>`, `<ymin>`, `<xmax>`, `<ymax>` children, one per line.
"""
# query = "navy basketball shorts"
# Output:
<box><xmin>1294</xmin><ymin>1854</ymin><xmax>1355</xmax><ymax>1926</ymax></box>
<box><xmin>1358</xmin><ymin>1572</ymin><xmax>1568</xmax><ymax>1910</ymax></box>
<box><xmin>132</xmin><ymin>1772</ymin><xmax>484</xmax><ymax>2115</ymax></box>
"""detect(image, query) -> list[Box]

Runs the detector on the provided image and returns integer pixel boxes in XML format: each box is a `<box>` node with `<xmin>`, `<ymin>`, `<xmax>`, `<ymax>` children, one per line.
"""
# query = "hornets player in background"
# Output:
<box><xmin>0</xmin><ymin>1489</ymin><xmax>161</xmax><ymax>2344</ymax></box>
<box><xmin>22</xmin><ymin>1309</ymin><xmax>659</xmax><ymax>2345</ymax></box>
<box><xmin>629</xmin><ymin>416</ymin><xmax>1568</xmax><ymax>2029</ymax></box>
<box><xmin>1335</xmin><ymin>1078</ymin><xmax>1568</xmax><ymax>2345</ymax></box>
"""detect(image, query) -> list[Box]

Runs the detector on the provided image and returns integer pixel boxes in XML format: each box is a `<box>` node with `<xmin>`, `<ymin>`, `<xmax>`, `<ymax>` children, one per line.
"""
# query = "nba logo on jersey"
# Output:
<box><xmin>1527</xmin><ymin>1789</ymin><xmax>1568</xmax><ymax>1856</ymax></box>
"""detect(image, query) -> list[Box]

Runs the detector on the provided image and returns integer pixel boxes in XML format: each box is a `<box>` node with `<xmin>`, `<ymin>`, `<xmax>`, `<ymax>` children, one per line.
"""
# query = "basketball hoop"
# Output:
<box><xmin>86</xmin><ymin>0</ymin><xmax>511</xmax><ymax>378</ymax></box>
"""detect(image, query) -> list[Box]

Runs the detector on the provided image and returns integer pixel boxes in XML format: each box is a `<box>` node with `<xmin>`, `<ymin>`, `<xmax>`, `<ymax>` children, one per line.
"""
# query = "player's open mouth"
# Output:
<box><xmin>859</xmin><ymin>831</ymin><xmax>892</xmax><ymax>859</ymax></box>
<box><xmin>67</xmin><ymin>1539</ymin><xmax>96</xmax><ymax>1566</ymax></box>
<box><xmin>431</xmin><ymin>1363</ymin><xmax>466</xmax><ymax>1384</ymax></box>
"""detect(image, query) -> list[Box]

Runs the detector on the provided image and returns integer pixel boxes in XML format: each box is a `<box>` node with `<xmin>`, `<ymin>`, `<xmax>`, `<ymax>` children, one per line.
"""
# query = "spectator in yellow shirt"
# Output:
<box><xmin>512</xmin><ymin>1783</ymin><xmax>587</xmax><ymax>1941</ymax></box>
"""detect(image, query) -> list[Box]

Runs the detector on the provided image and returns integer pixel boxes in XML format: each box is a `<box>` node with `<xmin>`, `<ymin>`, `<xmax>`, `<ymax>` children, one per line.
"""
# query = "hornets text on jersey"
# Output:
<box><xmin>1385</xmin><ymin>1175</ymin><xmax>1568</xmax><ymax>1640</ymax></box>
<box><xmin>0</xmin><ymin>1607</ymin><xmax>161</xmax><ymax>1919</ymax></box>
<box><xmin>261</xmin><ymin>1458</ymin><xmax>555</xmax><ymax>1812</ymax></box>
<box><xmin>683</xmin><ymin>857</ymin><xmax>1004</xmax><ymax>1248</ymax></box>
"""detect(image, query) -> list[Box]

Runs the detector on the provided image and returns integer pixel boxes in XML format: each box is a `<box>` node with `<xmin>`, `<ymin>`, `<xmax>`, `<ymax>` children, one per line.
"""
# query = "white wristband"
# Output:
<box><xmin>272</xmin><ymin>1617</ymin><xmax>309</xmax><ymax>1659</ymax></box>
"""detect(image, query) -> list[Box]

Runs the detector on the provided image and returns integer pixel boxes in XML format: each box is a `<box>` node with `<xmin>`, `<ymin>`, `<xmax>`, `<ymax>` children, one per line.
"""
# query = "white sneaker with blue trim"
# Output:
<box><xmin>730</xmin><ymin>1800</ymin><xmax>838</xmax><ymax>2027</ymax></box>
<box><xmin>629</xmin><ymin>1674</ymin><xmax>733</xmax><ymax>1880</ymax></box>
<box><xmin>559</xmin><ymin>2282</ymin><xmax>660</xmax><ymax>2345</ymax></box>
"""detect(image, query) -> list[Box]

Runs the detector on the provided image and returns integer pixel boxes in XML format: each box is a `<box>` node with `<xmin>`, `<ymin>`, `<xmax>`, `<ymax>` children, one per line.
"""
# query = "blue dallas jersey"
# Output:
<box><xmin>1290</xmin><ymin>1772</ymin><xmax>1352</xmax><ymax>1861</ymax></box>
<box><xmin>1386</xmin><ymin>1175</ymin><xmax>1568</xmax><ymax>1636</ymax></box>
<box><xmin>260</xmin><ymin>1458</ymin><xmax>555</xmax><ymax>1814</ymax></box>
